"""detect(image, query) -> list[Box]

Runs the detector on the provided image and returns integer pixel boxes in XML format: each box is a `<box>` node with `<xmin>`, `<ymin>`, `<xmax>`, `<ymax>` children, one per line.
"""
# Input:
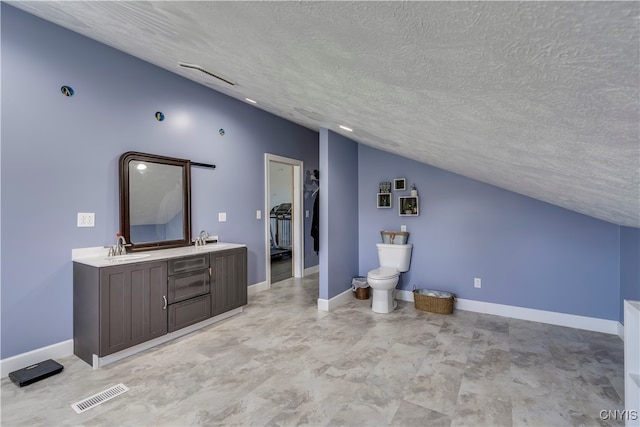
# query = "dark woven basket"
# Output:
<box><xmin>355</xmin><ymin>287</ymin><xmax>370</xmax><ymax>300</ymax></box>
<box><xmin>413</xmin><ymin>289</ymin><xmax>455</xmax><ymax>314</ymax></box>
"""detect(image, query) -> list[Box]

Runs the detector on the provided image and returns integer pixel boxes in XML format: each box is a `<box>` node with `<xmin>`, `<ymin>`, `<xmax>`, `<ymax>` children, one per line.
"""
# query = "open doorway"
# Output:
<box><xmin>269</xmin><ymin>162</ymin><xmax>293</xmax><ymax>282</ymax></box>
<box><xmin>265</xmin><ymin>154</ymin><xmax>304</xmax><ymax>287</ymax></box>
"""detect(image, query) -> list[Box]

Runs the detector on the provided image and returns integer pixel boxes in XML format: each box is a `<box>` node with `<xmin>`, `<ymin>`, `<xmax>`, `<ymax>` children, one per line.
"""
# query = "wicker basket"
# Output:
<box><xmin>355</xmin><ymin>287</ymin><xmax>370</xmax><ymax>300</ymax></box>
<box><xmin>413</xmin><ymin>288</ymin><xmax>455</xmax><ymax>314</ymax></box>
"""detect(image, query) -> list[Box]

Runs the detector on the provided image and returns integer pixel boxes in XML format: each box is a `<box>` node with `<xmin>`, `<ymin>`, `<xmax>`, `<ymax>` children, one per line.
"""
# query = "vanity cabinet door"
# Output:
<box><xmin>210</xmin><ymin>247</ymin><xmax>248</xmax><ymax>317</ymax></box>
<box><xmin>99</xmin><ymin>261</ymin><xmax>168</xmax><ymax>356</ymax></box>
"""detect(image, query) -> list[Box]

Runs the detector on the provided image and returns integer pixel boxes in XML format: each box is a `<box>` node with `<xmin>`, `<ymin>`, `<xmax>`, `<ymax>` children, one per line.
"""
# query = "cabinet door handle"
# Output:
<box><xmin>163</xmin><ymin>295</ymin><xmax>167</xmax><ymax>310</ymax></box>
<box><xmin>209</xmin><ymin>267</ymin><xmax>212</xmax><ymax>276</ymax></box>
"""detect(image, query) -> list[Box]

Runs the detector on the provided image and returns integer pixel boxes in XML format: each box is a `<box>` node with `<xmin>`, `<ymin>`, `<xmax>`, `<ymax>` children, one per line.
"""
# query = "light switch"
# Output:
<box><xmin>77</xmin><ymin>213</ymin><xmax>95</xmax><ymax>227</ymax></box>
<box><xmin>256</xmin><ymin>210</ymin><xmax>262</xmax><ymax>220</ymax></box>
<box><xmin>306</xmin><ymin>210</ymin><xmax>310</xmax><ymax>218</ymax></box>
<box><xmin>218</xmin><ymin>212</ymin><xmax>227</xmax><ymax>222</ymax></box>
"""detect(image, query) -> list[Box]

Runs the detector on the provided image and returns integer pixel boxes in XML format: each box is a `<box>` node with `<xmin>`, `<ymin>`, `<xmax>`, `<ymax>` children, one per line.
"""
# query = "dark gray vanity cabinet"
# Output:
<box><xmin>167</xmin><ymin>254</ymin><xmax>211</xmax><ymax>332</ymax></box>
<box><xmin>73</xmin><ymin>261</ymin><xmax>168</xmax><ymax>364</ymax></box>
<box><xmin>74</xmin><ymin>246</ymin><xmax>247</xmax><ymax>367</ymax></box>
<box><xmin>210</xmin><ymin>247</ymin><xmax>247</xmax><ymax>316</ymax></box>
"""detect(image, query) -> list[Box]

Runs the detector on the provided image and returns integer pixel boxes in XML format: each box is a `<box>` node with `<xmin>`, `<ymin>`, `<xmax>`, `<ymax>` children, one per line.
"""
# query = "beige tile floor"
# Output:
<box><xmin>1</xmin><ymin>273</ymin><xmax>625</xmax><ymax>426</ymax></box>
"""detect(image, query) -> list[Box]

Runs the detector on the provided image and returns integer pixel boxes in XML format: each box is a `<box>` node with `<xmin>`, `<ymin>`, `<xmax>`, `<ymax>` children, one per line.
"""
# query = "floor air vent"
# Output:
<box><xmin>71</xmin><ymin>383</ymin><xmax>129</xmax><ymax>414</ymax></box>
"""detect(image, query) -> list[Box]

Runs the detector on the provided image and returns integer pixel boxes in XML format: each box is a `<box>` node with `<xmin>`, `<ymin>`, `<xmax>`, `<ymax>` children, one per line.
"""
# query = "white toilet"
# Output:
<box><xmin>367</xmin><ymin>243</ymin><xmax>413</xmax><ymax>313</ymax></box>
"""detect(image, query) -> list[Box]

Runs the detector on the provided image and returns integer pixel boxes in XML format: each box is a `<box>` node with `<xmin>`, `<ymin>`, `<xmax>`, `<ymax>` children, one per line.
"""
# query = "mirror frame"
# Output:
<box><xmin>119</xmin><ymin>151</ymin><xmax>192</xmax><ymax>252</ymax></box>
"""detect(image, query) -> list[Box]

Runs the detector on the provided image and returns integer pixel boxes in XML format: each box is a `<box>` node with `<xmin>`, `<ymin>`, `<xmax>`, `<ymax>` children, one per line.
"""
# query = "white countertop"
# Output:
<box><xmin>72</xmin><ymin>242</ymin><xmax>246</xmax><ymax>267</ymax></box>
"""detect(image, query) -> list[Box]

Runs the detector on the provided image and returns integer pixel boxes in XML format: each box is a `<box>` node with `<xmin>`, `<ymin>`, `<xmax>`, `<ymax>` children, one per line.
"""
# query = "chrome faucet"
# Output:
<box><xmin>107</xmin><ymin>233</ymin><xmax>129</xmax><ymax>256</ymax></box>
<box><xmin>116</xmin><ymin>235</ymin><xmax>127</xmax><ymax>255</ymax></box>
<box><xmin>195</xmin><ymin>230</ymin><xmax>209</xmax><ymax>246</ymax></box>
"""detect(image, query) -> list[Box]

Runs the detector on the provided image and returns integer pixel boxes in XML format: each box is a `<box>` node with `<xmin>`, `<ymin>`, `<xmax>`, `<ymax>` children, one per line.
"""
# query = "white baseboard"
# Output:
<box><xmin>248</xmin><ymin>280</ymin><xmax>269</xmax><ymax>296</ymax></box>
<box><xmin>1</xmin><ymin>339</ymin><xmax>73</xmax><ymax>378</ymax></box>
<box><xmin>318</xmin><ymin>288</ymin><xmax>352</xmax><ymax>312</ymax></box>
<box><xmin>396</xmin><ymin>290</ymin><xmax>621</xmax><ymax>336</ymax></box>
<box><xmin>617</xmin><ymin>322</ymin><xmax>624</xmax><ymax>341</ymax></box>
<box><xmin>304</xmin><ymin>265</ymin><xmax>319</xmax><ymax>276</ymax></box>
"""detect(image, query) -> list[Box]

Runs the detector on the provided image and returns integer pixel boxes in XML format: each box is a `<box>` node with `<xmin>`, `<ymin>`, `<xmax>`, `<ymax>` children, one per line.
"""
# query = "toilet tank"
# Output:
<box><xmin>376</xmin><ymin>243</ymin><xmax>413</xmax><ymax>272</ymax></box>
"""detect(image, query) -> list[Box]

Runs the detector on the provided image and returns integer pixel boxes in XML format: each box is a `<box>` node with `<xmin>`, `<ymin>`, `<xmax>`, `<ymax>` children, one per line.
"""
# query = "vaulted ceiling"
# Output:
<box><xmin>9</xmin><ymin>1</ymin><xmax>639</xmax><ymax>227</ymax></box>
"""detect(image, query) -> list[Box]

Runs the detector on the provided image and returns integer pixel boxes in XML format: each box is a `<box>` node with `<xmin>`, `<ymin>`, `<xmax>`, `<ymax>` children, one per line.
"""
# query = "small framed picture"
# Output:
<box><xmin>377</xmin><ymin>193</ymin><xmax>392</xmax><ymax>208</ymax></box>
<box><xmin>378</xmin><ymin>181</ymin><xmax>392</xmax><ymax>193</ymax></box>
<box><xmin>399</xmin><ymin>196</ymin><xmax>419</xmax><ymax>216</ymax></box>
<box><xmin>394</xmin><ymin>178</ymin><xmax>406</xmax><ymax>191</ymax></box>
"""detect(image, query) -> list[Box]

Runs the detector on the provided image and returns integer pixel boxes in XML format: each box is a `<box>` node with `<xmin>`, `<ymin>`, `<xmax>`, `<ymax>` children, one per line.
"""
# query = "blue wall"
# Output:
<box><xmin>620</xmin><ymin>226</ymin><xmax>640</xmax><ymax>323</ymax></box>
<box><xmin>1</xmin><ymin>5</ymin><xmax>318</xmax><ymax>359</ymax></box>
<box><xmin>358</xmin><ymin>145</ymin><xmax>623</xmax><ymax>320</ymax></box>
<box><xmin>319</xmin><ymin>129</ymin><xmax>359</xmax><ymax>300</ymax></box>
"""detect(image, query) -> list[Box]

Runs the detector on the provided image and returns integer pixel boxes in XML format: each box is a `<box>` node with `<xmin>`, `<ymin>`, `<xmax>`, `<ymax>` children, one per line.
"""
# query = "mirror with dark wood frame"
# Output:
<box><xmin>119</xmin><ymin>151</ymin><xmax>191</xmax><ymax>252</ymax></box>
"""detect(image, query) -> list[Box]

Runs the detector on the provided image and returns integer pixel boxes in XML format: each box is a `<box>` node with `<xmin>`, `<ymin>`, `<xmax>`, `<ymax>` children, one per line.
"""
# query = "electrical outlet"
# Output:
<box><xmin>77</xmin><ymin>213</ymin><xmax>95</xmax><ymax>227</ymax></box>
<box><xmin>306</xmin><ymin>210</ymin><xmax>310</xmax><ymax>218</ymax></box>
<box><xmin>401</xmin><ymin>225</ymin><xmax>407</xmax><ymax>232</ymax></box>
<box><xmin>474</xmin><ymin>277</ymin><xmax>482</xmax><ymax>288</ymax></box>
<box><xmin>218</xmin><ymin>212</ymin><xmax>227</xmax><ymax>222</ymax></box>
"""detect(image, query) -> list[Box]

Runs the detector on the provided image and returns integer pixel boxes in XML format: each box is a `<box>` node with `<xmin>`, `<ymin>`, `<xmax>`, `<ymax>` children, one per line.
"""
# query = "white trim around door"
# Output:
<box><xmin>264</xmin><ymin>154</ymin><xmax>304</xmax><ymax>287</ymax></box>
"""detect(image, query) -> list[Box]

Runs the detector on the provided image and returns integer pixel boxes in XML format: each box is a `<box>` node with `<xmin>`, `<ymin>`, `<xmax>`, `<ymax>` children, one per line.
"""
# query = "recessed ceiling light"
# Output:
<box><xmin>339</xmin><ymin>125</ymin><xmax>353</xmax><ymax>132</ymax></box>
<box><xmin>245</xmin><ymin>98</ymin><xmax>257</xmax><ymax>104</ymax></box>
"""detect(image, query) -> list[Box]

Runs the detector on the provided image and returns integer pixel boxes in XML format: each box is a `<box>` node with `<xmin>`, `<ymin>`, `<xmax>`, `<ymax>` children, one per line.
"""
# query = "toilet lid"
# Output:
<box><xmin>368</xmin><ymin>267</ymin><xmax>399</xmax><ymax>280</ymax></box>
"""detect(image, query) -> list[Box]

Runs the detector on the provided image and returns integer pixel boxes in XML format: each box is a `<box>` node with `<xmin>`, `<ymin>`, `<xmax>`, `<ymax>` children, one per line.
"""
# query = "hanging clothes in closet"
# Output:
<box><xmin>310</xmin><ymin>170</ymin><xmax>319</xmax><ymax>254</ymax></box>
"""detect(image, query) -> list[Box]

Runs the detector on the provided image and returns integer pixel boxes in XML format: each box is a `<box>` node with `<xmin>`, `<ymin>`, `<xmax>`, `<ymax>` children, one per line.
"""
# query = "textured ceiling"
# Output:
<box><xmin>9</xmin><ymin>1</ymin><xmax>639</xmax><ymax>226</ymax></box>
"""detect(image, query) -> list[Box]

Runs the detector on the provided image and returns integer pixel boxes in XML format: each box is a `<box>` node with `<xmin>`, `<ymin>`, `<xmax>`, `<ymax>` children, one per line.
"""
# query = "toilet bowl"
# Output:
<box><xmin>367</xmin><ymin>267</ymin><xmax>400</xmax><ymax>313</ymax></box>
<box><xmin>366</xmin><ymin>243</ymin><xmax>413</xmax><ymax>314</ymax></box>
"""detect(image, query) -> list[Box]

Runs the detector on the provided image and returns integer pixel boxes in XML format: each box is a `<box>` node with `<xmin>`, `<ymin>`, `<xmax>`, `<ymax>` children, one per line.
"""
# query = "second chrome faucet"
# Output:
<box><xmin>107</xmin><ymin>233</ymin><xmax>130</xmax><ymax>256</ymax></box>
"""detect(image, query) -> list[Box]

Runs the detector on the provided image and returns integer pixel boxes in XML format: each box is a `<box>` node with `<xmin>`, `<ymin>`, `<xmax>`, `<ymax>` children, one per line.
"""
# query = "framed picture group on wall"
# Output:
<box><xmin>376</xmin><ymin>178</ymin><xmax>420</xmax><ymax>216</ymax></box>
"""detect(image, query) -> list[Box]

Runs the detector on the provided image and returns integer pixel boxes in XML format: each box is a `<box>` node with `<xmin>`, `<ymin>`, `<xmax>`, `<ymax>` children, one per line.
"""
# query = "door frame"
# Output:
<box><xmin>264</xmin><ymin>154</ymin><xmax>304</xmax><ymax>287</ymax></box>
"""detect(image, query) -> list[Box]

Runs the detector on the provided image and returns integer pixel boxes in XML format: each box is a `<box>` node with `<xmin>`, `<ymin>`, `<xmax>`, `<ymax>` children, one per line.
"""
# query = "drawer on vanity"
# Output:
<box><xmin>168</xmin><ymin>254</ymin><xmax>209</xmax><ymax>274</ymax></box>
<box><xmin>168</xmin><ymin>294</ymin><xmax>211</xmax><ymax>332</ymax></box>
<box><xmin>167</xmin><ymin>254</ymin><xmax>211</xmax><ymax>304</ymax></box>
<box><xmin>168</xmin><ymin>269</ymin><xmax>210</xmax><ymax>304</ymax></box>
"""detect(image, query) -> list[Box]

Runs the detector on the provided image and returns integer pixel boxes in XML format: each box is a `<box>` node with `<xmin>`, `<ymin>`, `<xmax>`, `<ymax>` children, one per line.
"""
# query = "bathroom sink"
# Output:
<box><xmin>105</xmin><ymin>253</ymin><xmax>152</xmax><ymax>261</ymax></box>
<box><xmin>196</xmin><ymin>243</ymin><xmax>227</xmax><ymax>250</ymax></box>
